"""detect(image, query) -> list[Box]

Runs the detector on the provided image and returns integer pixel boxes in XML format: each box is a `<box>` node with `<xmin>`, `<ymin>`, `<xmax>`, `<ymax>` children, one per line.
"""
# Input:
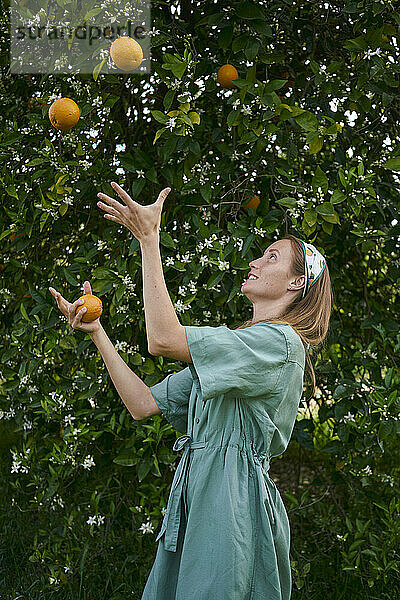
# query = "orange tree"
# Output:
<box><xmin>0</xmin><ymin>0</ymin><xmax>399</xmax><ymax>597</ymax></box>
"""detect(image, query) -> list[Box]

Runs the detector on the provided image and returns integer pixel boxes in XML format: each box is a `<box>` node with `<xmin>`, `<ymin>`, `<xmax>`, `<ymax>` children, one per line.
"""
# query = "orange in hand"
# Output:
<box><xmin>75</xmin><ymin>294</ymin><xmax>103</xmax><ymax>322</ymax></box>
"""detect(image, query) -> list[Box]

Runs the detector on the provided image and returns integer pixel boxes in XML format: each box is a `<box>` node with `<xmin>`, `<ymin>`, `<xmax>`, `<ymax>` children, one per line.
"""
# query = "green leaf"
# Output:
<box><xmin>338</xmin><ymin>168</ymin><xmax>347</xmax><ymax>187</ymax></box>
<box><xmin>331</xmin><ymin>190</ymin><xmax>346</xmax><ymax>204</ymax></box>
<box><xmin>6</xmin><ymin>185</ymin><xmax>18</xmax><ymax>199</ymax></box>
<box><xmin>131</xmin><ymin>178</ymin><xmax>146</xmax><ymax>198</ymax></box>
<box><xmin>241</xmin><ymin>233</ymin><xmax>255</xmax><ymax>256</ymax></box>
<box><xmin>163</xmin><ymin>58</ymin><xmax>187</xmax><ymax>79</ymax></box>
<box><xmin>27</xmin><ymin>158</ymin><xmax>46</xmax><ymax>166</ymax></box>
<box><xmin>343</xmin><ymin>36</ymin><xmax>368</xmax><ymax>50</ymax></box>
<box><xmin>153</xmin><ymin>127</ymin><xmax>167</xmax><ymax>145</ymax></box>
<box><xmin>251</xmin><ymin>20</ymin><xmax>273</xmax><ymax>37</ymax></box>
<box><xmin>59</xmin><ymin>335</ymin><xmax>77</xmax><ymax>349</ymax></box>
<box><xmin>20</xmin><ymin>302</ymin><xmax>30</xmax><ymax>322</ymax></box>
<box><xmin>236</xmin><ymin>1</ymin><xmax>266</xmax><ymax>19</ymax></box>
<box><xmin>276</xmin><ymin>197</ymin><xmax>297</xmax><ymax>208</ymax></box>
<box><xmin>316</xmin><ymin>202</ymin><xmax>339</xmax><ymax>223</ymax></box>
<box><xmin>163</xmin><ymin>52</ymin><xmax>184</xmax><ymax>64</ymax></box>
<box><xmin>383</xmin><ymin>157</ymin><xmax>400</xmax><ymax>171</ymax></box>
<box><xmin>151</xmin><ymin>110</ymin><xmax>169</xmax><ymax>125</ymax></box>
<box><xmin>259</xmin><ymin>51</ymin><xmax>285</xmax><ymax>65</ymax></box>
<box><xmin>312</xmin><ymin>166</ymin><xmax>329</xmax><ymax>194</ymax></box>
<box><xmin>295</xmin><ymin>111</ymin><xmax>319</xmax><ymax>131</ymax></box>
<box><xmin>227</xmin><ymin>109</ymin><xmax>241</xmax><ymax>127</ymax></box>
<box><xmin>84</xmin><ymin>7</ymin><xmax>102</xmax><ymax>19</ymax></box>
<box><xmin>62</xmin><ymin>267</ymin><xmax>79</xmax><ymax>286</ymax></box>
<box><xmin>0</xmin><ymin>229</ymin><xmax>13</xmax><ymax>242</ymax></box>
<box><xmin>0</xmin><ymin>132</ymin><xmax>21</xmax><ymax>146</ymax></box>
<box><xmin>227</xmin><ymin>284</ymin><xmax>240</xmax><ymax>303</ymax></box>
<box><xmin>113</xmin><ymin>451</ymin><xmax>137</xmax><ymax>467</ymax></box>
<box><xmin>145</xmin><ymin>167</ymin><xmax>158</xmax><ymax>184</ymax></box>
<box><xmin>304</xmin><ymin>208</ymin><xmax>317</xmax><ymax>227</ymax></box>
<box><xmin>162</xmin><ymin>136</ymin><xmax>178</xmax><ymax>161</ymax></box>
<box><xmin>93</xmin><ymin>58</ymin><xmax>106</xmax><ymax>81</ymax></box>
<box><xmin>218</xmin><ymin>25</ymin><xmax>234</xmax><ymax>49</ymax></box>
<box><xmin>245</xmin><ymin>39</ymin><xmax>260</xmax><ymax>61</ymax></box>
<box><xmin>103</xmin><ymin>95</ymin><xmax>119</xmax><ymax>109</ymax></box>
<box><xmin>160</xmin><ymin>231</ymin><xmax>176</xmax><ymax>249</ymax></box>
<box><xmin>264</xmin><ymin>79</ymin><xmax>287</xmax><ymax>93</ymax></box>
<box><xmin>163</xmin><ymin>89</ymin><xmax>175</xmax><ymax>112</ymax></box>
<box><xmin>206</xmin><ymin>270</ymin><xmax>225</xmax><ymax>289</ymax></box>
<box><xmin>137</xmin><ymin>459</ymin><xmax>152</xmax><ymax>482</ymax></box>
<box><xmin>232</xmin><ymin>34</ymin><xmax>250</xmax><ymax>53</ymax></box>
<box><xmin>200</xmin><ymin>181</ymin><xmax>212</xmax><ymax>202</ymax></box>
<box><xmin>237</xmin><ymin>131</ymin><xmax>258</xmax><ymax>144</ymax></box>
<box><xmin>119</xmin><ymin>153</ymin><xmax>137</xmax><ymax>173</ymax></box>
<box><xmin>76</xmin><ymin>141</ymin><xmax>85</xmax><ymax>156</ymax></box>
<box><xmin>308</xmin><ymin>134</ymin><xmax>323</xmax><ymax>154</ymax></box>
<box><xmin>59</xmin><ymin>203</ymin><xmax>69</xmax><ymax>216</ymax></box>
<box><xmin>39</xmin><ymin>212</ymin><xmax>50</xmax><ymax>232</ymax></box>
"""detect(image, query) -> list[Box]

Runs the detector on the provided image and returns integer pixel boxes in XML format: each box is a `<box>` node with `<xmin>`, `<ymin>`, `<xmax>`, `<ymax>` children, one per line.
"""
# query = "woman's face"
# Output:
<box><xmin>241</xmin><ymin>239</ymin><xmax>300</xmax><ymax>301</ymax></box>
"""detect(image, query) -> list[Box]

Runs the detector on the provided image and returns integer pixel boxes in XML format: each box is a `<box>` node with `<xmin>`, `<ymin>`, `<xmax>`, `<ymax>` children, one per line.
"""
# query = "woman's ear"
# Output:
<box><xmin>288</xmin><ymin>275</ymin><xmax>306</xmax><ymax>292</ymax></box>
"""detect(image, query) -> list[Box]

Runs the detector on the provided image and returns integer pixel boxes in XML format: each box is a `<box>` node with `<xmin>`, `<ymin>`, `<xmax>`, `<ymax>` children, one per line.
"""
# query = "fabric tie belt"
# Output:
<box><xmin>155</xmin><ymin>434</ymin><xmax>271</xmax><ymax>553</ymax></box>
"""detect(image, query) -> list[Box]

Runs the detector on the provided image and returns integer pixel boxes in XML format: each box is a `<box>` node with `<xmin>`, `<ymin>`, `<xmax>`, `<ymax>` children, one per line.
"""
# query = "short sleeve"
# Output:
<box><xmin>184</xmin><ymin>324</ymin><xmax>288</xmax><ymax>402</ymax></box>
<box><xmin>149</xmin><ymin>366</ymin><xmax>193</xmax><ymax>434</ymax></box>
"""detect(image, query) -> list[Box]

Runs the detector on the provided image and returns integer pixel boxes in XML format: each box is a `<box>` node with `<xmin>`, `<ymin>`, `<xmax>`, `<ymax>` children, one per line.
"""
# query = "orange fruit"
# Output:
<box><xmin>75</xmin><ymin>293</ymin><xmax>103</xmax><ymax>323</ymax></box>
<box><xmin>217</xmin><ymin>64</ymin><xmax>239</xmax><ymax>89</ymax></box>
<box><xmin>48</xmin><ymin>98</ymin><xmax>80</xmax><ymax>131</ymax></box>
<box><xmin>110</xmin><ymin>36</ymin><xmax>143</xmax><ymax>71</ymax></box>
<box><xmin>243</xmin><ymin>194</ymin><xmax>260</xmax><ymax>212</ymax></box>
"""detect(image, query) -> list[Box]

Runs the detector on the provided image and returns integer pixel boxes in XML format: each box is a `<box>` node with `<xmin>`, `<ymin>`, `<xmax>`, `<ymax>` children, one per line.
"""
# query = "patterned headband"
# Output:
<box><xmin>297</xmin><ymin>239</ymin><xmax>327</xmax><ymax>299</ymax></box>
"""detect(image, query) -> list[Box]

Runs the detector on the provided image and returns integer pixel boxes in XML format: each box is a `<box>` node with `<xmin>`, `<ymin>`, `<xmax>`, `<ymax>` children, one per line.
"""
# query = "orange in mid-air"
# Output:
<box><xmin>48</xmin><ymin>98</ymin><xmax>80</xmax><ymax>131</ymax></box>
<box><xmin>217</xmin><ymin>64</ymin><xmax>239</xmax><ymax>89</ymax></box>
<box><xmin>75</xmin><ymin>294</ymin><xmax>103</xmax><ymax>323</ymax></box>
<box><xmin>110</xmin><ymin>36</ymin><xmax>143</xmax><ymax>71</ymax></box>
<box><xmin>243</xmin><ymin>194</ymin><xmax>260</xmax><ymax>212</ymax></box>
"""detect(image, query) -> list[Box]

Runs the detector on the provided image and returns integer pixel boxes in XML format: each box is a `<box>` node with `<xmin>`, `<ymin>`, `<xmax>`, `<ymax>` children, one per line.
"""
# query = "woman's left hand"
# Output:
<box><xmin>96</xmin><ymin>182</ymin><xmax>171</xmax><ymax>242</ymax></box>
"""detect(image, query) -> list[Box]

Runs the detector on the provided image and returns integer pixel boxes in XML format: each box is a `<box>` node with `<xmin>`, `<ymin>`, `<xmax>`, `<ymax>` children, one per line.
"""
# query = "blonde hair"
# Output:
<box><xmin>233</xmin><ymin>234</ymin><xmax>333</xmax><ymax>399</ymax></box>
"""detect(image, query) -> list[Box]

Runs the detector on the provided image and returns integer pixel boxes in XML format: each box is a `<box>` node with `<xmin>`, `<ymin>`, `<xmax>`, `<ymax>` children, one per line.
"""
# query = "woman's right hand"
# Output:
<box><xmin>48</xmin><ymin>279</ymin><xmax>101</xmax><ymax>335</ymax></box>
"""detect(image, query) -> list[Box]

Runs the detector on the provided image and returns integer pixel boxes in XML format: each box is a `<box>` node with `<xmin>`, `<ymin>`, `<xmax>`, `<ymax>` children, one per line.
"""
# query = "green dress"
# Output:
<box><xmin>140</xmin><ymin>323</ymin><xmax>305</xmax><ymax>600</ymax></box>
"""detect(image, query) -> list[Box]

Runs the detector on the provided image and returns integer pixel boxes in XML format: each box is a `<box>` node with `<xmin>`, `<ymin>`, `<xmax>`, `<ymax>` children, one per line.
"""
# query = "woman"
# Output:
<box><xmin>49</xmin><ymin>184</ymin><xmax>332</xmax><ymax>599</ymax></box>
<box><xmin>140</xmin><ymin>237</ymin><xmax>332</xmax><ymax>600</ymax></box>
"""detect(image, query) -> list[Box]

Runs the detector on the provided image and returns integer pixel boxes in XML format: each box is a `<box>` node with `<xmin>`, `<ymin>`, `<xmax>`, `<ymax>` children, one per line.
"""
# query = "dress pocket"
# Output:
<box><xmin>254</xmin><ymin>462</ymin><xmax>277</xmax><ymax>537</ymax></box>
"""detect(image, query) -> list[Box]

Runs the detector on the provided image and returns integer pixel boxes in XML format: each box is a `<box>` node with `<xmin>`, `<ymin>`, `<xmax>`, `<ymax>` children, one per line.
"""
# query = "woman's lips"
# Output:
<box><xmin>242</xmin><ymin>276</ymin><xmax>258</xmax><ymax>285</ymax></box>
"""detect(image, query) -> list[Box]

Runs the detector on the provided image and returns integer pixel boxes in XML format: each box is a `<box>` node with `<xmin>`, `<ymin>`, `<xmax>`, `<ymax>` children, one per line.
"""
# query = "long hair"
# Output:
<box><xmin>233</xmin><ymin>234</ymin><xmax>333</xmax><ymax>399</ymax></box>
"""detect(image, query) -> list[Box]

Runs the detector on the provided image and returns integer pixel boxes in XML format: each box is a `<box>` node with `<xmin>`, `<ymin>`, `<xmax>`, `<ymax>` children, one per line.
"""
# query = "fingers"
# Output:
<box><xmin>49</xmin><ymin>287</ymin><xmax>65</xmax><ymax>307</ymax></box>
<box><xmin>83</xmin><ymin>280</ymin><xmax>92</xmax><ymax>295</ymax></box>
<box><xmin>160</xmin><ymin>187</ymin><xmax>171</xmax><ymax>197</ymax></box>
<box><xmin>72</xmin><ymin>304</ymin><xmax>87</xmax><ymax>329</ymax></box>
<box><xmin>110</xmin><ymin>181</ymin><xmax>135</xmax><ymax>208</ymax></box>
<box><xmin>49</xmin><ymin>286</ymin><xmax>95</xmax><ymax>331</ymax></box>
<box><xmin>97</xmin><ymin>192</ymin><xmax>124</xmax><ymax>214</ymax></box>
<box><xmin>69</xmin><ymin>297</ymin><xmax>85</xmax><ymax>324</ymax></box>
